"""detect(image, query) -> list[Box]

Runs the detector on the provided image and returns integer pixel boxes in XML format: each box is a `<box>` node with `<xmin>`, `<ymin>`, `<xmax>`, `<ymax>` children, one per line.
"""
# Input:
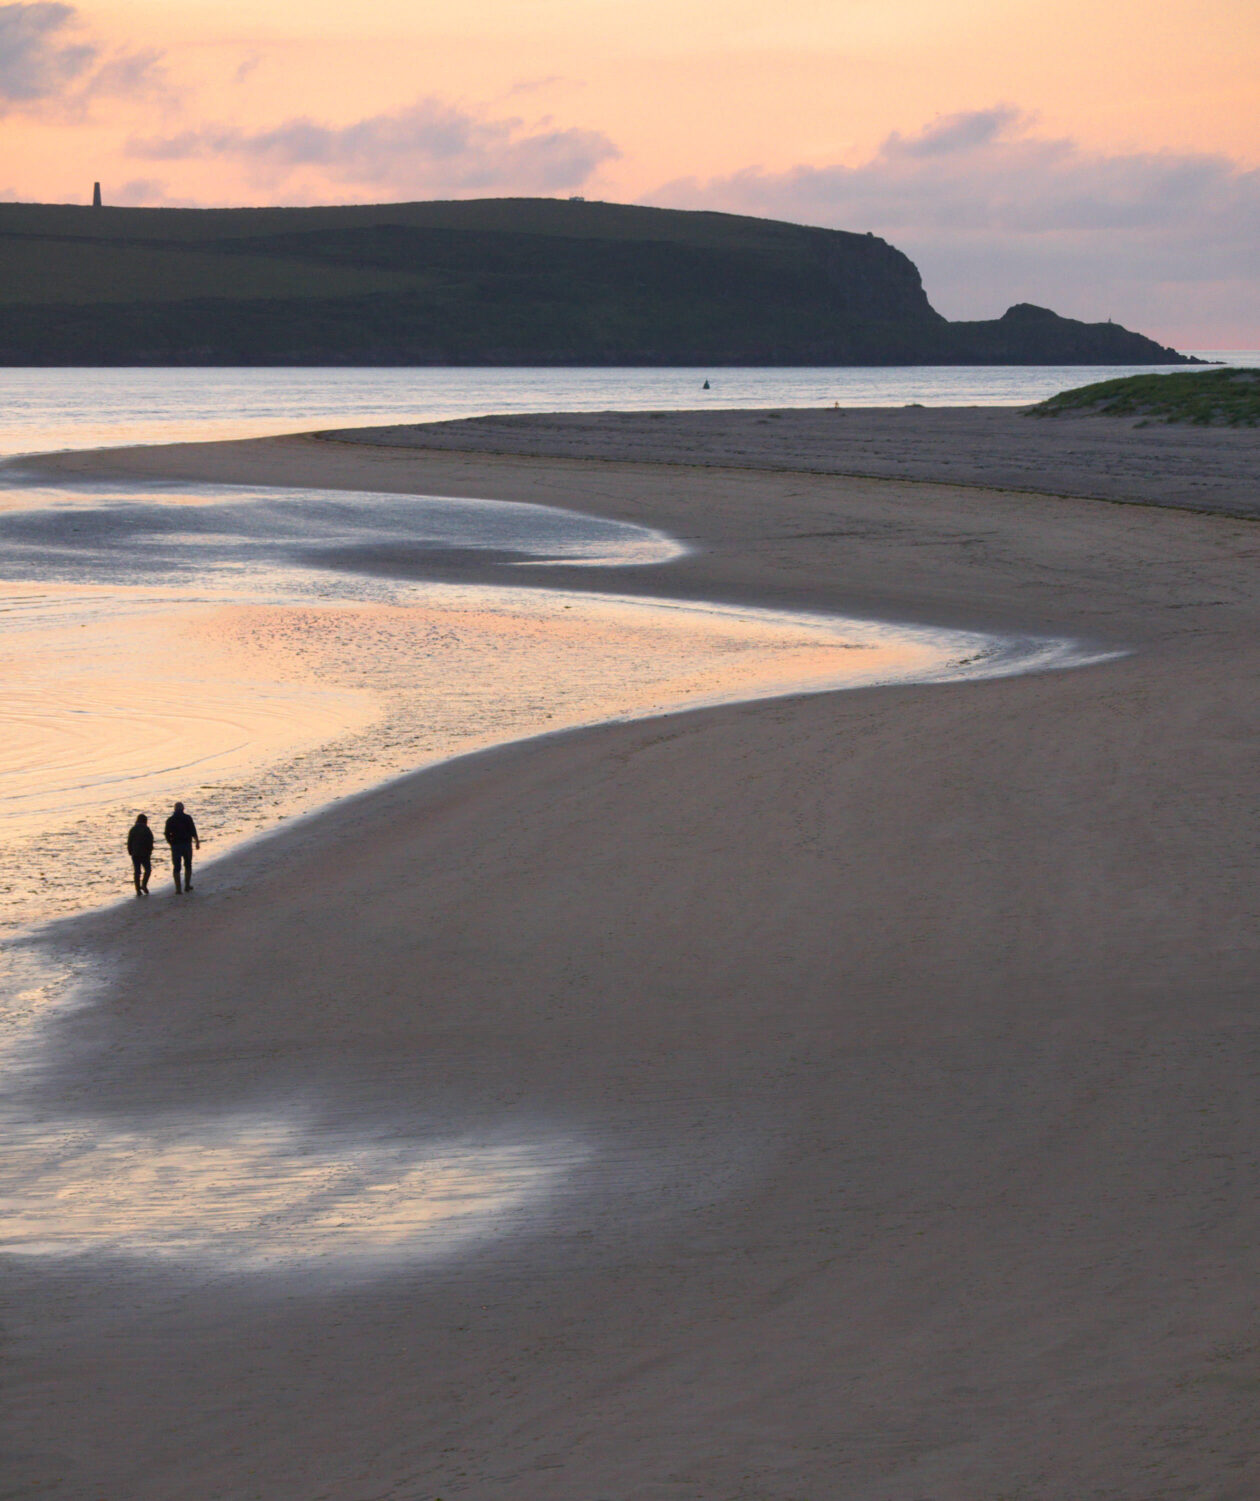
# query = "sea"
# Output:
<box><xmin>0</xmin><ymin>355</ymin><xmax>1253</xmax><ymax>458</ymax></box>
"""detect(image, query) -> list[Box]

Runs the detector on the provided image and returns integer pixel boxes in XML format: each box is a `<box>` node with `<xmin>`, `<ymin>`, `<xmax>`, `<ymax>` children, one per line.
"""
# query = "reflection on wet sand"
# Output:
<box><xmin>0</xmin><ymin>584</ymin><xmax>376</xmax><ymax>825</ymax></box>
<box><xmin>0</xmin><ymin>1111</ymin><xmax>587</xmax><ymax>1269</ymax></box>
<box><xmin>0</xmin><ymin>575</ymin><xmax>980</xmax><ymax>940</ymax></box>
<box><xmin>0</xmin><ymin>468</ymin><xmax>1091</xmax><ymax>1270</ymax></box>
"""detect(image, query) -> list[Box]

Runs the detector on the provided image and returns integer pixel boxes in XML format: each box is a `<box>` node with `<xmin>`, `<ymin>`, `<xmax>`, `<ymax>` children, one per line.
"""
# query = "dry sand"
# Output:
<box><xmin>5</xmin><ymin>421</ymin><xmax>1260</xmax><ymax>1500</ymax></box>
<box><xmin>320</xmin><ymin>404</ymin><xmax>1260</xmax><ymax>518</ymax></box>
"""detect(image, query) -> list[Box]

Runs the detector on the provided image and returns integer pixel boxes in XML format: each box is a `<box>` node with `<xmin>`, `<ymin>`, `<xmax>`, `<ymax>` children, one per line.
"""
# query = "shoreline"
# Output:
<box><xmin>0</xmin><ymin>451</ymin><xmax>1098</xmax><ymax>948</ymax></box>
<box><xmin>28</xmin><ymin>428</ymin><xmax>1214</xmax><ymax>640</ymax></box>
<box><xmin>5</xmin><ymin>423</ymin><xmax>1259</xmax><ymax>1499</ymax></box>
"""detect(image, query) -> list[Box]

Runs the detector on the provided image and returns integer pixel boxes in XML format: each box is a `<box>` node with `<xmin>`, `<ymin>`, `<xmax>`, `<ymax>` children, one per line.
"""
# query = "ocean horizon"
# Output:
<box><xmin>0</xmin><ymin>355</ymin><xmax>1254</xmax><ymax>459</ymax></box>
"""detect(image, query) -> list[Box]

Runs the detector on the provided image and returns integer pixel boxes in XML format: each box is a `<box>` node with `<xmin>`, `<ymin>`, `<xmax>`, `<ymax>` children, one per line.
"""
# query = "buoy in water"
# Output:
<box><xmin>702</xmin><ymin>379</ymin><xmax>710</xmax><ymax>389</ymax></box>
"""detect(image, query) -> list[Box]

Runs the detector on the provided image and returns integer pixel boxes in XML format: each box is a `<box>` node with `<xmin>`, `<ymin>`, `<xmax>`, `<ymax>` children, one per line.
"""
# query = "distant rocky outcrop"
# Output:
<box><xmin>0</xmin><ymin>197</ymin><xmax>1193</xmax><ymax>366</ymax></box>
<box><xmin>947</xmin><ymin>303</ymin><xmax>1192</xmax><ymax>365</ymax></box>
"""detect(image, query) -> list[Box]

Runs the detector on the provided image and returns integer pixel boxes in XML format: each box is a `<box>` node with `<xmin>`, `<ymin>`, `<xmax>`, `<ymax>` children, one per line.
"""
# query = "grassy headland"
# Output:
<box><xmin>0</xmin><ymin>196</ymin><xmax>1193</xmax><ymax>366</ymax></box>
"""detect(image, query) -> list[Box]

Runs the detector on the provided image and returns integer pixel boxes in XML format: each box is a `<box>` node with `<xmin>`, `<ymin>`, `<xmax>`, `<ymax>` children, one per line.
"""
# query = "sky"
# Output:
<box><xmin>1</xmin><ymin>0</ymin><xmax>1257</xmax><ymax>347</ymax></box>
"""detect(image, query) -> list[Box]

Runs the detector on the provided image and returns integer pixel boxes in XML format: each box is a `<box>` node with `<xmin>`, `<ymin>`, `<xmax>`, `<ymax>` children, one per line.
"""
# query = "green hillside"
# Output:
<box><xmin>1030</xmin><ymin>368</ymin><xmax>1259</xmax><ymax>424</ymax></box>
<box><xmin>0</xmin><ymin>197</ymin><xmax>1193</xmax><ymax>367</ymax></box>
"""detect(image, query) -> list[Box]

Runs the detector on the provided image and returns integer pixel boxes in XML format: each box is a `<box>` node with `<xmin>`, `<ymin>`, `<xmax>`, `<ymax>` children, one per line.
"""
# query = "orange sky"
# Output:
<box><xmin>2</xmin><ymin>0</ymin><xmax>1258</xmax><ymax>344</ymax></box>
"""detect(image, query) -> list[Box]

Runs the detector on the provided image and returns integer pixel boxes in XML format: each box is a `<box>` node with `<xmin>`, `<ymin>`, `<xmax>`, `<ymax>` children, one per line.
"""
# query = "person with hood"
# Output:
<box><xmin>126</xmin><ymin>813</ymin><xmax>154</xmax><ymax>896</ymax></box>
<box><xmin>164</xmin><ymin>801</ymin><xmax>201</xmax><ymax>894</ymax></box>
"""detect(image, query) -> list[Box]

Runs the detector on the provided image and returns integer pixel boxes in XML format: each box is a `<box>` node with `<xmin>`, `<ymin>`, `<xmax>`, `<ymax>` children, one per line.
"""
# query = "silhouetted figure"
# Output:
<box><xmin>127</xmin><ymin>813</ymin><xmax>154</xmax><ymax>896</ymax></box>
<box><xmin>164</xmin><ymin>801</ymin><xmax>200</xmax><ymax>893</ymax></box>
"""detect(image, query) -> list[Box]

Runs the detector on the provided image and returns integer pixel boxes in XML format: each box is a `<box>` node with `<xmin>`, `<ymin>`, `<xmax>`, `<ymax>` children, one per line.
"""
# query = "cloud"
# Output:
<box><xmin>80</xmin><ymin>45</ymin><xmax>164</xmax><ymax>102</ymax></box>
<box><xmin>232</xmin><ymin>53</ymin><xmax>262</xmax><ymax>86</ymax></box>
<box><xmin>505</xmin><ymin>75</ymin><xmax>566</xmax><ymax>98</ymax></box>
<box><xmin>129</xmin><ymin>98</ymin><xmax>619</xmax><ymax>196</ymax></box>
<box><xmin>0</xmin><ymin>1</ymin><xmax>164</xmax><ymax>114</ymax></box>
<box><xmin>651</xmin><ymin>108</ymin><xmax>1260</xmax><ymax>345</ymax></box>
<box><xmin>109</xmin><ymin>176</ymin><xmax>183</xmax><ymax>206</ymax></box>
<box><xmin>883</xmin><ymin>103</ymin><xmax>1027</xmax><ymax>159</ymax></box>
<box><xmin>0</xmin><ymin>2</ymin><xmax>94</xmax><ymax>104</ymax></box>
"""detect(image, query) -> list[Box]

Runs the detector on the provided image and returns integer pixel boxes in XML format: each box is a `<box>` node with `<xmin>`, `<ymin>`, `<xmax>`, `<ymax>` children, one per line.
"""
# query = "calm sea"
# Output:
<box><xmin>0</xmin><ymin>355</ymin><xmax>1253</xmax><ymax>458</ymax></box>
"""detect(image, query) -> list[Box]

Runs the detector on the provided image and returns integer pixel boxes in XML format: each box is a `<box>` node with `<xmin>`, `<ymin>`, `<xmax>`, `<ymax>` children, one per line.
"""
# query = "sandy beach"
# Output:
<box><xmin>322</xmin><ymin>404</ymin><xmax>1260</xmax><ymax>518</ymax></box>
<box><xmin>5</xmin><ymin>415</ymin><xmax>1259</xmax><ymax>1499</ymax></box>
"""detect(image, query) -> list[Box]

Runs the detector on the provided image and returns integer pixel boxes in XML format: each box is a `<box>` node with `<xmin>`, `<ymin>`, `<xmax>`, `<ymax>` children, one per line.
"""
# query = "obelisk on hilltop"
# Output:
<box><xmin>92</xmin><ymin>182</ymin><xmax>101</xmax><ymax>208</ymax></box>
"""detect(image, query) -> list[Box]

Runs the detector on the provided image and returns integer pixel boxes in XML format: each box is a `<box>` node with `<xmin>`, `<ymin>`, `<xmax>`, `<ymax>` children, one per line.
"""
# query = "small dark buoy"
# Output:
<box><xmin>702</xmin><ymin>379</ymin><xmax>710</xmax><ymax>390</ymax></box>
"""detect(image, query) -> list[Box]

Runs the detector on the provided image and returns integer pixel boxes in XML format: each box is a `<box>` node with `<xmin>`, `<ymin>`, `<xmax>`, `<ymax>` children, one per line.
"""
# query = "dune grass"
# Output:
<box><xmin>1030</xmin><ymin>368</ymin><xmax>1260</xmax><ymax>425</ymax></box>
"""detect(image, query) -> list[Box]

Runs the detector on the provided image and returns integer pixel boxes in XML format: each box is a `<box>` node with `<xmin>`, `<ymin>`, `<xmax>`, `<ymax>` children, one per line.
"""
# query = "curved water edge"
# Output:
<box><xmin>0</xmin><ymin>464</ymin><xmax>1116</xmax><ymax>945</ymax></box>
<box><xmin>0</xmin><ymin>464</ymin><xmax>1120</xmax><ymax>1274</ymax></box>
<box><xmin>0</xmin><ymin>463</ymin><xmax>688</xmax><ymax>573</ymax></box>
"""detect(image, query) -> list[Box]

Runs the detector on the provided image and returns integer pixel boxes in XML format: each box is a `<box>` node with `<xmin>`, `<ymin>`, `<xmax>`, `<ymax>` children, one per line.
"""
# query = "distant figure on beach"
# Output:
<box><xmin>164</xmin><ymin>801</ymin><xmax>201</xmax><ymax>894</ymax></box>
<box><xmin>126</xmin><ymin>813</ymin><xmax>153</xmax><ymax>897</ymax></box>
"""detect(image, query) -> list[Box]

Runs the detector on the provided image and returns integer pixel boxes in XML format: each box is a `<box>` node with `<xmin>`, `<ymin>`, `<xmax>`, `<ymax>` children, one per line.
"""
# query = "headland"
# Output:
<box><xmin>0</xmin><ymin>197</ymin><xmax>1192</xmax><ymax>366</ymax></box>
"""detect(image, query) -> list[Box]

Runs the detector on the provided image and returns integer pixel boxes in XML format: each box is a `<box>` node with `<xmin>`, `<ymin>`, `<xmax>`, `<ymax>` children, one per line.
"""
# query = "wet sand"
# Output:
<box><xmin>0</xmin><ymin>459</ymin><xmax>1041</xmax><ymax>941</ymax></box>
<box><xmin>5</xmin><ymin>424</ymin><xmax>1260</xmax><ymax>1499</ymax></box>
<box><xmin>0</xmin><ymin>572</ymin><xmax>974</xmax><ymax>938</ymax></box>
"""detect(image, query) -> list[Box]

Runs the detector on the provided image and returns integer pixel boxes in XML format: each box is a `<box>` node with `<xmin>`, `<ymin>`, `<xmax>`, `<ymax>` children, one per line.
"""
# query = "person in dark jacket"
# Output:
<box><xmin>164</xmin><ymin>801</ymin><xmax>201</xmax><ymax>894</ymax></box>
<box><xmin>126</xmin><ymin>813</ymin><xmax>154</xmax><ymax>896</ymax></box>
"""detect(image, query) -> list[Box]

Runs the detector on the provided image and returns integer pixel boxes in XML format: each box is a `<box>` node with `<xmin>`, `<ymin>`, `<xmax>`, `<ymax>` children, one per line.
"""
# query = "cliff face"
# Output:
<box><xmin>0</xmin><ymin>198</ymin><xmax>1189</xmax><ymax>366</ymax></box>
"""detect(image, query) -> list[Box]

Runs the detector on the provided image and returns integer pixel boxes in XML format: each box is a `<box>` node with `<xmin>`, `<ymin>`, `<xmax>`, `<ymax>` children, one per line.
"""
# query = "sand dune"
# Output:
<box><xmin>5</xmin><ymin>425</ymin><xmax>1259</xmax><ymax>1500</ymax></box>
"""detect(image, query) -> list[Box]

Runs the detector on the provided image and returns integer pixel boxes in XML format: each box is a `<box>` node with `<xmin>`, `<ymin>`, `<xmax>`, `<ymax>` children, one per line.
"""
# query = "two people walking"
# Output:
<box><xmin>126</xmin><ymin>802</ymin><xmax>201</xmax><ymax>897</ymax></box>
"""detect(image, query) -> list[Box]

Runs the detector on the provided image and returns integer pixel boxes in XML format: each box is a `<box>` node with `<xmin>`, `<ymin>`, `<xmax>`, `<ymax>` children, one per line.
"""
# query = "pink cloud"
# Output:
<box><xmin>0</xmin><ymin>1</ymin><xmax>164</xmax><ymax>114</ymax></box>
<box><xmin>651</xmin><ymin>108</ymin><xmax>1260</xmax><ymax>345</ymax></box>
<box><xmin>0</xmin><ymin>2</ymin><xmax>94</xmax><ymax>105</ymax></box>
<box><xmin>129</xmin><ymin>97</ymin><xmax>618</xmax><ymax>196</ymax></box>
